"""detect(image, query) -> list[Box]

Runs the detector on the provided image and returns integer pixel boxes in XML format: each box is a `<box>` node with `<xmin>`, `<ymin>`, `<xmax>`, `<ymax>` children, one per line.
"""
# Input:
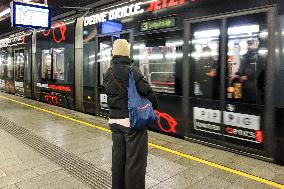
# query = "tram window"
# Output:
<box><xmin>133</xmin><ymin>31</ymin><xmax>183</xmax><ymax>94</ymax></box>
<box><xmin>0</xmin><ymin>53</ymin><xmax>4</xmax><ymax>77</ymax></box>
<box><xmin>41</xmin><ymin>49</ymin><xmax>52</xmax><ymax>80</ymax></box>
<box><xmin>53</xmin><ymin>48</ymin><xmax>65</xmax><ymax>81</ymax></box>
<box><xmin>98</xmin><ymin>37</ymin><xmax>112</xmax><ymax>86</ymax></box>
<box><xmin>7</xmin><ymin>54</ymin><xmax>13</xmax><ymax>79</ymax></box>
<box><xmin>24</xmin><ymin>50</ymin><xmax>31</xmax><ymax>82</ymax></box>
<box><xmin>97</xmin><ymin>34</ymin><xmax>130</xmax><ymax>87</ymax></box>
<box><xmin>226</xmin><ymin>14</ymin><xmax>267</xmax><ymax>104</ymax></box>
<box><xmin>189</xmin><ymin>21</ymin><xmax>220</xmax><ymax>99</ymax></box>
<box><xmin>83</xmin><ymin>41</ymin><xmax>96</xmax><ymax>88</ymax></box>
<box><xmin>15</xmin><ymin>51</ymin><xmax>25</xmax><ymax>80</ymax></box>
<box><xmin>0</xmin><ymin>52</ymin><xmax>7</xmax><ymax>77</ymax></box>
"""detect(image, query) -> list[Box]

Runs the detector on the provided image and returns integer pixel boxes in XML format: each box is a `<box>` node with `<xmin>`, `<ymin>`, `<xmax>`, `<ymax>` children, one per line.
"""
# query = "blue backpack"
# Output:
<box><xmin>128</xmin><ymin>68</ymin><xmax>157</xmax><ymax>130</ymax></box>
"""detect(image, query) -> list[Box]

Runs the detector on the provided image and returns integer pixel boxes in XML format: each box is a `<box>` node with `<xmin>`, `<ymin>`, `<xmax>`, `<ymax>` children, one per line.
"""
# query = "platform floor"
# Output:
<box><xmin>0</xmin><ymin>92</ymin><xmax>283</xmax><ymax>189</ymax></box>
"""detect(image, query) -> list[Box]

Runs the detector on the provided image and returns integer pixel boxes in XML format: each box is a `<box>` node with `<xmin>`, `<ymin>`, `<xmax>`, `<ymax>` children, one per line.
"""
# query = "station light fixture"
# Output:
<box><xmin>0</xmin><ymin>8</ymin><xmax>11</xmax><ymax>19</ymax></box>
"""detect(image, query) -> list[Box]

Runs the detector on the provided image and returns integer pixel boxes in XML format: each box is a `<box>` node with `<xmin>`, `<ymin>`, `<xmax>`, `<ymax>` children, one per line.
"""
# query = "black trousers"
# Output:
<box><xmin>110</xmin><ymin>123</ymin><xmax>148</xmax><ymax>189</ymax></box>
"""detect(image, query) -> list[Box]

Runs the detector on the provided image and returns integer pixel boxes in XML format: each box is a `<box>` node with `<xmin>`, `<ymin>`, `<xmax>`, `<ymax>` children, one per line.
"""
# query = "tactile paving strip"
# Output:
<box><xmin>0</xmin><ymin>116</ymin><xmax>111</xmax><ymax>189</ymax></box>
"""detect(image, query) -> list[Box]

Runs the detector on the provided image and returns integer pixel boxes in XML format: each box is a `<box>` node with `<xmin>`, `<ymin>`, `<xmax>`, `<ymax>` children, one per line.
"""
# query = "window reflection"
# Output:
<box><xmin>0</xmin><ymin>52</ymin><xmax>5</xmax><ymax>77</ymax></box>
<box><xmin>190</xmin><ymin>25</ymin><xmax>220</xmax><ymax>99</ymax></box>
<box><xmin>7</xmin><ymin>54</ymin><xmax>13</xmax><ymax>79</ymax></box>
<box><xmin>41</xmin><ymin>49</ymin><xmax>52</xmax><ymax>80</ymax></box>
<box><xmin>98</xmin><ymin>40</ymin><xmax>112</xmax><ymax>86</ymax></box>
<box><xmin>227</xmin><ymin>21</ymin><xmax>267</xmax><ymax>103</ymax></box>
<box><xmin>41</xmin><ymin>48</ymin><xmax>66</xmax><ymax>81</ymax></box>
<box><xmin>98</xmin><ymin>34</ymin><xmax>130</xmax><ymax>86</ymax></box>
<box><xmin>53</xmin><ymin>48</ymin><xmax>65</xmax><ymax>81</ymax></box>
<box><xmin>24</xmin><ymin>50</ymin><xmax>31</xmax><ymax>83</ymax></box>
<box><xmin>15</xmin><ymin>51</ymin><xmax>25</xmax><ymax>80</ymax></box>
<box><xmin>134</xmin><ymin>34</ymin><xmax>182</xmax><ymax>94</ymax></box>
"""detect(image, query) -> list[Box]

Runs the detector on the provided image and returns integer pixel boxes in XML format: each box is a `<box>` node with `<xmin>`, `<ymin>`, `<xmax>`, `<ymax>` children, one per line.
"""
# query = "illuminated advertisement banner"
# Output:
<box><xmin>0</xmin><ymin>38</ymin><xmax>10</xmax><ymax>48</ymax></box>
<box><xmin>0</xmin><ymin>32</ymin><xmax>30</xmax><ymax>48</ymax></box>
<box><xmin>84</xmin><ymin>2</ymin><xmax>144</xmax><ymax>26</ymax></box>
<box><xmin>9</xmin><ymin>31</ymin><xmax>29</xmax><ymax>45</ymax></box>
<box><xmin>147</xmin><ymin>0</ymin><xmax>185</xmax><ymax>11</ymax></box>
<box><xmin>84</xmin><ymin>0</ymin><xmax>187</xmax><ymax>27</ymax></box>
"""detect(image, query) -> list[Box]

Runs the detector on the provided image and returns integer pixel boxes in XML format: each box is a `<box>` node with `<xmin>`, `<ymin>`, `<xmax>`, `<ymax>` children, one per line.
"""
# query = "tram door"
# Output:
<box><xmin>14</xmin><ymin>49</ymin><xmax>25</xmax><ymax>96</ymax></box>
<box><xmin>95</xmin><ymin>31</ymin><xmax>132</xmax><ymax>115</ymax></box>
<box><xmin>186</xmin><ymin>19</ymin><xmax>223</xmax><ymax>142</ymax></box>
<box><xmin>186</xmin><ymin>12</ymin><xmax>271</xmax><ymax>155</ymax></box>
<box><xmin>0</xmin><ymin>51</ymin><xmax>7</xmax><ymax>91</ymax></box>
<box><xmin>5</xmin><ymin>48</ymin><xmax>15</xmax><ymax>94</ymax></box>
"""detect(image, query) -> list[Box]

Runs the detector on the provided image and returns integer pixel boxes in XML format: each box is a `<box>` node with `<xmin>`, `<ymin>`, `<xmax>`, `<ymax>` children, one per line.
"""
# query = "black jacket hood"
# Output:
<box><xmin>112</xmin><ymin>56</ymin><xmax>133</xmax><ymax>65</ymax></box>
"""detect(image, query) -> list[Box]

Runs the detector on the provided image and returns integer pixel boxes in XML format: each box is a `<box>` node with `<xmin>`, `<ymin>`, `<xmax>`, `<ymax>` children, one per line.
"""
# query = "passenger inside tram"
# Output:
<box><xmin>196</xmin><ymin>46</ymin><xmax>218</xmax><ymax>95</ymax></box>
<box><xmin>234</xmin><ymin>39</ymin><xmax>259</xmax><ymax>102</ymax></box>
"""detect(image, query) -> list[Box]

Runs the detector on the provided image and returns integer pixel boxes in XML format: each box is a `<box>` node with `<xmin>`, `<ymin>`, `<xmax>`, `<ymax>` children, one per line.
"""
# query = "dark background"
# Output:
<box><xmin>0</xmin><ymin>0</ymin><xmax>104</xmax><ymax>36</ymax></box>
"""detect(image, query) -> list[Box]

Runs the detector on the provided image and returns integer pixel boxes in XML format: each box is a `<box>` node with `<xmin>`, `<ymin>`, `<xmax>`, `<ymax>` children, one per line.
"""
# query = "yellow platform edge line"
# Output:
<box><xmin>0</xmin><ymin>95</ymin><xmax>283</xmax><ymax>189</ymax></box>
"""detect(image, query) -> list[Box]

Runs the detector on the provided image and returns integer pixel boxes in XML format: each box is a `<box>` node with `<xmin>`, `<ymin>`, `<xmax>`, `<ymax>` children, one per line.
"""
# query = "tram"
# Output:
<box><xmin>0</xmin><ymin>0</ymin><xmax>283</xmax><ymax>164</ymax></box>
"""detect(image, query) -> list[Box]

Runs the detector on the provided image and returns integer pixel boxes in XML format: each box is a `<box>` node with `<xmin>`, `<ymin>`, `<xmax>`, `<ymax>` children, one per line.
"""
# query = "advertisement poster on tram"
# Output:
<box><xmin>193</xmin><ymin>106</ymin><xmax>263</xmax><ymax>144</ymax></box>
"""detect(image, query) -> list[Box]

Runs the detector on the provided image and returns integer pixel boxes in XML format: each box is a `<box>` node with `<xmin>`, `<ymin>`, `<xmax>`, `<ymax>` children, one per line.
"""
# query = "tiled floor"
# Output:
<box><xmin>0</xmin><ymin>92</ymin><xmax>283</xmax><ymax>189</ymax></box>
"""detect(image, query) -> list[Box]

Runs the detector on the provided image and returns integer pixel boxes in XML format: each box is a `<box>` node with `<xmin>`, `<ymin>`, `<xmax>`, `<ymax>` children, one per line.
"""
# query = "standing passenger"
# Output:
<box><xmin>103</xmin><ymin>39</ymin><xmax>158</xmax><ymax>189</ymax></box>
<box><xmin>237</xmin><ymin>39</ymin><xmax>258</xmax><ymax>102</ymax></box>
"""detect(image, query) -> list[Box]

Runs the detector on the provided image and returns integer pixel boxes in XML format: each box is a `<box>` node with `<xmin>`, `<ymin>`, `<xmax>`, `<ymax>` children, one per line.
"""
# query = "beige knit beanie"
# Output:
<box><xmin>112</xmin><ymin>39</ymin><xmax>130</xmax><ymax>57</ymax></box>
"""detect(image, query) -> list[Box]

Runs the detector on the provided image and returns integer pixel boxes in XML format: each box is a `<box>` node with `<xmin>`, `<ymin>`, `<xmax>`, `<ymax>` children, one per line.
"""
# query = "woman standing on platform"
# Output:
<box><xmin>103</xmin><ymin>39</ymin><xmax>158</xmax><ymax>189</ymax></box>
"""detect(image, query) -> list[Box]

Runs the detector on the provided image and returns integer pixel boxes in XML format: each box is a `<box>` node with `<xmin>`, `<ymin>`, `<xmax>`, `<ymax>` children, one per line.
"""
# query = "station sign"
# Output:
<box><xmin>11</xmin><ymin>1</ymin><xmax>51</xmax><ymax>28</ymax></box>
<box><xmin>84</xmin><ymin>0</ymin><xmax>188</xmax><ymax>27</ymax></box>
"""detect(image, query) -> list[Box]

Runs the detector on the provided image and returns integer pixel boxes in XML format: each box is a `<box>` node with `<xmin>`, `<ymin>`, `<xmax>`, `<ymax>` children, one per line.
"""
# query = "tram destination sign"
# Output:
<box><xmin>140</xmin><ymin>17</ymin><xmax>176</xmax><ymax>31</ymax></box>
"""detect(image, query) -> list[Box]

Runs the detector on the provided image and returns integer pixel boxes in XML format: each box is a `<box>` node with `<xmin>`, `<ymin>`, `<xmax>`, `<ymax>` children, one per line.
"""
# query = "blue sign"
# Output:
<box><xmin>101</xmin><ymin>21</ymin><xmax>122</xmax><ymax>35</ymax></box>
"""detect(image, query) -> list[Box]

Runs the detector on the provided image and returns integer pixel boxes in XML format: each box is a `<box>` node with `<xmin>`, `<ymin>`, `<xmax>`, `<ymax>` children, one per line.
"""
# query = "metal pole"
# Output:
<box><xmin>94</xmin><ymin>36</ymin><xmax>99</xmax><ymax>114</ymax></box>
<box><xmin>129</xmin><ymin>30</ymin><xmax>134</xmax><ymax>59</ymax></box>
<box><xmin>182</xmin><ymin>20</ymin><xmax>190</xmax><ymax>136</ymax></box>
<box><xmin>220</xmin><ymin>18</ymin><xmax>228</xmax><ymax>139</ymax></box>
<box><xmin>31</xmin><ymin>29</ymin><xmax>36</xmax><ymax>100</ymax></box>
<box><xmin>265</xmin><ymin>7</ymin><xmax>277</xmax><ymax>160</ymax></box>
<box><xmin>74</xmin><ymin>17</ymin><xmax>84</xmax><ymax>112</ymax></box>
